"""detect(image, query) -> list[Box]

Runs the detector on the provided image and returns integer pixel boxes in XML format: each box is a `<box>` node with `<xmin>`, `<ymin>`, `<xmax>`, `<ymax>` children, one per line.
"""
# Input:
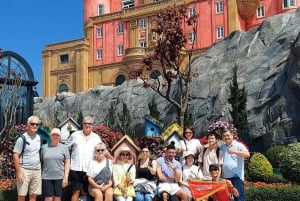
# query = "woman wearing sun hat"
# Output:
<box><xmin>112</xmin><ymin>146</ymin><xmax>136</xmax><ymax>201</ymax></box>
<box><xmin>179</xmin><ymin>151</ymin><xmax>203</xmax><ymax>201</ymax></box>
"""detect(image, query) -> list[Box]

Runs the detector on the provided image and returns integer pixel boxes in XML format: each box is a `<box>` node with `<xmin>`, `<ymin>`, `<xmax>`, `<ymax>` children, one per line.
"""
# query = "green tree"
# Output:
<box><xmin>117</xmin><ymin>102</ymin><xmax>131</xmax><ymax>136</ymax></box>
<box><xmin>248</xmin><ymin>152</ymin><xmax>273</xmax><ymax>182</ymax></box>
<box><xmin>148</xmin><ymin>96</ymin><xmax>160</xmax><ymax>120</ymax></box>
<box><xmin>130</xmin><ymin>4</ymin><xmax>198</xmax><ymax>128</ymax></box>
<box><xmin>77</xmin><ymin>110</ymin><xmax>83</xmax><ymax>128</ymax></box>
<box><xmin>228</xmin><ymin>65</ymin><xmax>248</xmax><ymax>141</ymax></box>
<box><xmin>279</xmin><ymin>142</ymin><xmax>300</xmax><ymax>184</ymax></box>
<box><xmin>105</xmin><ymin>102</ymin><xmax>117</xmax><ymax>129</ymax></box>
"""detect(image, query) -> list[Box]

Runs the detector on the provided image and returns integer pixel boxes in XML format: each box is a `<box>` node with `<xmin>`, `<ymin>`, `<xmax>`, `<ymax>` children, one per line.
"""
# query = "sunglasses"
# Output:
<box><xmin>82</xmin><ymin>122</ymin><xmax>93</xmax><ymax>125</ymax></box>
<box><xmin>121</xmin><ymin>153</ymin><xmax>130</xmax><ymax>156</ymax></box>
<box><xmin>209</xmin><ymin>167</ymin><xmax>219</xmax><ymax>172</ymax></box>
<box><xmin>30</xmin><ymin>123</ymin><xmax>40</xmax><ymax>127</ymax></box>
<box><xmin>96</xmin><ymin>149</ymin><xmax>105</xmax><ymax>152</ymax></box>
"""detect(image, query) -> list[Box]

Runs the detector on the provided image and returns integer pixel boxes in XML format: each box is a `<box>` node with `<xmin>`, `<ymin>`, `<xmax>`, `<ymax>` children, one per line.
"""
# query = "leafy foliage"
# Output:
<box><xmin>76</xmin><ymin>111</ymin><xmax>83</xmax><ymax>128</ymax></box>
<box><xmin>248</xmin><ymin>152</ymin><xmax>273</xmax><ymax>182</ymax></box>
<box><xmin>105</xmin><ymin>102</ymin><xmax>117</xmax><ymax>130</ymax></box>
<box><xmin>278</xmin><ymin>142</ymin><xmax>300</xmax><ymax>184</ymax></box>
<box><xmin>265</xmin><ymin>145</ymin><xmax>286</xmax><ymax>168</ymax></box>
<box><xmin>117</xmin><ymin>102</ymin><xmax>132</xmax><ymax>136</ymax></box>
<box><xmin>148</xmin><ymin>96</ymin><xmax>160</xmax><ymax>120</ymax></box>
<box><xmin>134</xmin><ymin>136</ymin><xmax>165</xmax><ymax>158</ymax></box>
<box><xmin>228</xmin><ymin>65</ymin><xmax>248</xmax><ymax>142</ymax></box>
<box><xmin>207</xmin><ymin>121</ymin><xmax>238</xmax><ymax>137</ymax></box>
<box><xmin>92</xmin><ymin>125</ymin><xmax>124</xmax><ymax>151</ymax></box>
<box><xmin>245</xmin><ymin>186</ymin><xmax>300</xmax><ymax>201</ymax></box>
<box><xmin>130</xmin><ymin>4</ymin><xmax>198</xmax><ymax>127</ymax></box>
<box><xmin>0</xmin><ymin>125</ymin><xmax>26</xmax><ymax>180</ymax></box>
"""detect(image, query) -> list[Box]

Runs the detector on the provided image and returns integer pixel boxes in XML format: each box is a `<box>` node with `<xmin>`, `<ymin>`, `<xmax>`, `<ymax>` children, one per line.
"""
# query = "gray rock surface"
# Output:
<box><xmin>35</xmin><ymin>9</ymin><xmax>300</xmax><ymax>151</ymax></box>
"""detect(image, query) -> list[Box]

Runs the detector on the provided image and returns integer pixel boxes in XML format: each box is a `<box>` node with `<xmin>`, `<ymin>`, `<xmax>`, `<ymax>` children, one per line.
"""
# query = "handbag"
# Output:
<box><xmin>93</xmin><ymin>159</ymin><xmax>111</xmax><ymax>185</ymax></box>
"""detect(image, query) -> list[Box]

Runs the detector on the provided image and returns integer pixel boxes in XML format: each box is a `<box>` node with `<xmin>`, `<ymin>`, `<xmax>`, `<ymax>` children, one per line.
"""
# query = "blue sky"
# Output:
<box><xmin>0</xmin><ymin>1</ymin><xmax>83</xmax><ymax>96</ymax></box>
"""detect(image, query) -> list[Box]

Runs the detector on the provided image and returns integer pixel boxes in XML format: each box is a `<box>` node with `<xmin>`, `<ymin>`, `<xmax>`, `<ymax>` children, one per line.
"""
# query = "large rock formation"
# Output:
<box><xmin>35</xmin><ymin>8</ymin><xmax>300</xmax><ymax>152</ymax></box>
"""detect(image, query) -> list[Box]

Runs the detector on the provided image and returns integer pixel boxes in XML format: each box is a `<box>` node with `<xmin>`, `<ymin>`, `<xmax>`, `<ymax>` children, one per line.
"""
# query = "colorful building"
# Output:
<box><xmin>42</xmin><ymin>0</ymin><xmax>299</xmax><ymax>97</ymax></box>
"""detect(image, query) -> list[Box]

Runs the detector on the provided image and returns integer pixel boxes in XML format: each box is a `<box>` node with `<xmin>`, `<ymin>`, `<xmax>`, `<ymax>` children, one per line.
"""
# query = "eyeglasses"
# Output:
<box><xmin>184</xmin><ymin>131</ymin><xmax>192</xmax><ymax>134</ymax></box>
<box><xmin>30</xmin><ymin>123</ymin><xmax>40</xmax><ymax>127</ymax></box>
<box><xmin>96</xmin><ymin>149</ymin><xmax>105</xmax><ymax>152</ymax></box>
<box><xmin>121</xmin><ymin>153</ymin><xmax>130</xmax><ymax>156</ymax></box>
<box><xmin>142</xmin><ymin>151</ymin><xmax>149</xmax><ymax>153</ymax></box>
<box><xmin>82</xmin><ymin>122</ymin><xmax>93</xmax><ymax>126</ymax></box>
<box><xmin>209</xmin><ymin>167</ymin><xmax>219</xmax><ymax>172</ymax></box>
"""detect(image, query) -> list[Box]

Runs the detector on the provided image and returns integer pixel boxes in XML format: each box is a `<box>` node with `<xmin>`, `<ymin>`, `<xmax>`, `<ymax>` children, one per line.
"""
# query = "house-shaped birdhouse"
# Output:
<box><xmin>160</xmin><ymin>123</ymin><xmax>183</xmax><ymax>148</ymax></box>
<box><xmin>144</xmin><ymin>115</ymin><xmax>163</xmax><ymax>137</ymax></box>
<box><xmin>111</xmin><ymin>135</ymin><xmax>140</xmax><ymax>164</ymax></box>
<box><xmin>58</xmin><ymin>117</ymin><xmax>81</xmax><ymax>143</ymax></box>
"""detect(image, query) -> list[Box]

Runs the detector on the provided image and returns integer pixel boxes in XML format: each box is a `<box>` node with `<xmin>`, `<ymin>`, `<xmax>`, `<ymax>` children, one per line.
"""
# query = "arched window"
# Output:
<box><xmin>115</xmin><ymin>75</ymin><xmax>126</xmax><ymax>86</ymax></box>
<box><xmin>150</xmin><ymin>70</ymin><xmax>161</xmax><ymax>79</ymax></box>
<box><xmin>58</xmin><ymin>83</ymin><xmax>68</xmax><ymax>93</ymax></box>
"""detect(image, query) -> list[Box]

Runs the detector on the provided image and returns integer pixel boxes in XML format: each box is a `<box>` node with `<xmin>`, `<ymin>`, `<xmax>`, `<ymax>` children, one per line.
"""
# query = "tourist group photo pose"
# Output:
<box><xmin>13</xmin><ymin>116</ymin><xmax>249</xmax><ymax>201</ymax></box>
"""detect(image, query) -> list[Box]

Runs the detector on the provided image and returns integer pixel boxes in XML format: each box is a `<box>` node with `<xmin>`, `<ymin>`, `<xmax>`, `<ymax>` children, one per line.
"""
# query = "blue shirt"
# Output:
<box><xmin>156</xmin><ymin>156</ymin><xmax>181</xmax><ymax>181</ymax></box>
<box><xmin>220</xmin><ymin>140</ymin><xmax>248</xmax><ymax>180</ymax></box>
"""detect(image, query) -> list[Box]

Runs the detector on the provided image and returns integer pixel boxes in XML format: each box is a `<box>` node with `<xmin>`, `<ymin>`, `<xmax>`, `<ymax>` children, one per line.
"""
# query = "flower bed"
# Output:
<box><xmin>0</xmin><ymin>179</ymin><xmax>14</xmax><ymax>190</ymax></box>
<box><xmin>244</xmin><ymin>180</ymin><xmax>291</xmax><ymax>188</ymax></box>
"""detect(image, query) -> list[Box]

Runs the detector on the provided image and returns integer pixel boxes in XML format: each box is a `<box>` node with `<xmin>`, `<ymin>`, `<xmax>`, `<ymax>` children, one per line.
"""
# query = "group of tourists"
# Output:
<box><xmin>13</xmin><ymin>115</ymin><xmax>249</xmax><ymax>201</ymax></box>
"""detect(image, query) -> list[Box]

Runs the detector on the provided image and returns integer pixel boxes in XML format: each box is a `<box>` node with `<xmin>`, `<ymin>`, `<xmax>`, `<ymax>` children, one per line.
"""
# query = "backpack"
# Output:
<box><xmin>19</xmin><ymin>134</ymin><xmax>43</xmax><ymax>163</ymax></box>
<box><xmin>202</xmin><ymin>147</ymin><xmax>220</xmax><ymax>163</ymax></box>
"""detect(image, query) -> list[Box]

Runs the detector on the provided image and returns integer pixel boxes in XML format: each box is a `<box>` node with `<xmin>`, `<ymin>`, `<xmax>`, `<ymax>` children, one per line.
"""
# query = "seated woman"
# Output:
<box><xmin>208</xmin><ymin>164</ymin><xmax>239</xmax><ymax>201</ymax></box>
<box><xmin>87</xmin><ymin>143</ymin><xmax>113</xmax><ymax>201</ymax></box>
<box><xmin>179</xmin><ymin>151</ymin><xmax>203</xmax><ymax>201</ymax></box>
<box><xmin>134</xmin><ymin>146</ymin><xmax>157</xmax><ymax>201</ymax></box>
<box><xmin>113</xmin><ymin>146</ymin><xmax>136</xmax><ymax>201</ymax></box>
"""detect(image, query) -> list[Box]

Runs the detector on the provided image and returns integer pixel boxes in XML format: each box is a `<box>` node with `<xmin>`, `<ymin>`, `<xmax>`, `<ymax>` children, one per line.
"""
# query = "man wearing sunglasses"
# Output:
<box><xmin>68</xmin><ymin>116</ymin><xmax>104</xmax><ymax>201</ymax></box>
<box><xmin>13</xmin><ymin>115</ymin><xmax>42</xmax><ymax>201</ymax></box>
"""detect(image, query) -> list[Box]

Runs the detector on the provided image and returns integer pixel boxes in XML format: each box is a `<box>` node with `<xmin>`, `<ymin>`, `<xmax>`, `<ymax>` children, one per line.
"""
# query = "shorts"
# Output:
<box><xmin>69</xmin><ymin>170</ymin><xmax>89</xmax><ymax>193</ymax></box>
<box><xmin>17</xmin><ymin>167</ymin><xmax>41</xmax><ymax>196</ymax></box>
<box><xmin>158</xmin><ymin>182</ymin><xmax>181</xmax><ymax>195</ymax></box>
<box><xmin>42</xmin><ymin>179</ymin><xmax>63</xmax><ymax>197</ymax></box>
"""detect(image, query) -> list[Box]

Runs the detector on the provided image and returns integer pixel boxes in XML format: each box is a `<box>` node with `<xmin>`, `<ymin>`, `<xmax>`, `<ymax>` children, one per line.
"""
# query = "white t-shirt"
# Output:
<box><xmin>179</xmin><ymin>139</ymin><xmax>202</xmax><ymax>164</ymax></box>
<box><xmin>87</xmin><ymin>158</ymin><xmax>113</xmax><ymax>178</ymax></box>
<box><xmin>198</xmin><ymin>147</ymin><xmax>223</xmax><ymax>180</ymax></box>
<box><xmin>68</xmin><ymin>131</ymin><xmax>102</xmax><ymax>172</ymax></box>
<box><xmin>182</xmin><ymin>165</ymin><xmax>203</xmax><ymax>181</ymax></box>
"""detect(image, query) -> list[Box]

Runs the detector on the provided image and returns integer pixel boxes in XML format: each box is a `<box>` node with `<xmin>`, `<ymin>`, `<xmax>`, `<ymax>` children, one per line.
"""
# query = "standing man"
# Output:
<box><xmin>68</xmin><ymin>116</ymin><xmax>112</xmax><ymax>201</ymax></box>
<box><xmin>220</xmin><ymin>128</ymin><xmax>250</xmax><ymax>201</ymax></box>
<box><xmin>156</xmin><ymin>142</ymin><xmax>188</xmax><ymax>201</ymax></box>
<box><xmin>13</xmin><ymin>115</ymin><xmax>42</xmax><ymax>201</ymax></box>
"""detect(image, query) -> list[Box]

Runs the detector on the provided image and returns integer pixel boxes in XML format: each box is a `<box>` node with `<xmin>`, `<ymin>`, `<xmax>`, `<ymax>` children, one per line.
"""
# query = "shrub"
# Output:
<box><xmin>265</xmin><ymin>173</ymin><xmax>288</xmax><ymax>183</ymax></box>
<box><xmin>265</xmin><ymin>145</ymin><xmax>286</xmax><ymax>167</ymax></box>
<box><xmin>245</xmin><ymin>185</ymin><xmax>300</xmax><ymax>201</ymax></box>
<box><xmin>247</xmin><ymin>152</ymin><xmax>273</xmax><ymax>182</ymax></box>
<box><xmin>279</xmin><ymin>142</ymin><xmax>300</xmax><ymax>184</ymax></box>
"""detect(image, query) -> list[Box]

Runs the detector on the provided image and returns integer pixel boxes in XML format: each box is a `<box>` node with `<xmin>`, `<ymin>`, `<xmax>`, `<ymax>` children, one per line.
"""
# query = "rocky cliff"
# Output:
<box><xmin>35</xmin><ymin>8</ymin><xmax>300</xmax><ymax>152</ymax></box>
